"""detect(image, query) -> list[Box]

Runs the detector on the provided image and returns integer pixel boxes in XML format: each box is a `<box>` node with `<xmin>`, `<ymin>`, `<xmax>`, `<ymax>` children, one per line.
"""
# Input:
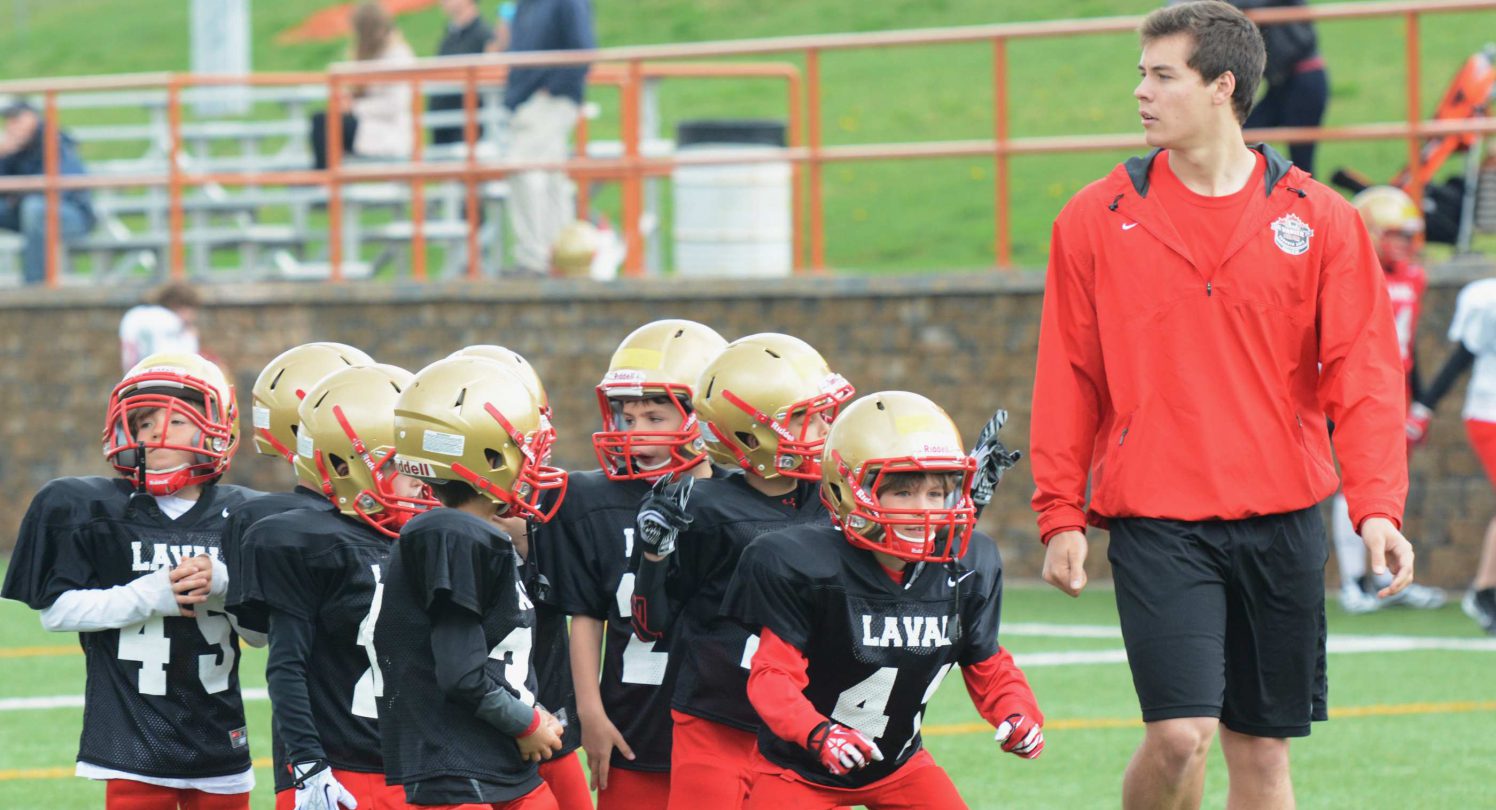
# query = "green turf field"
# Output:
<box><xmin>2</xmin><ymin>1</ymin><xmax>1495</xmax><ymax>271</ymax></box>
<box><xmin>2</xmin><ymin>559</ymin><xmax>1493</xmax><ymax>809</ymax></box>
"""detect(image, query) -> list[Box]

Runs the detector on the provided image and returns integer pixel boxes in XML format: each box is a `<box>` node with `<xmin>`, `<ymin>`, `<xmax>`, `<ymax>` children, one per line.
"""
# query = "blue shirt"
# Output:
<box><xmin>503</xmin><ymin>0</ymin><xmax>595</xmax><ymax>110</ymax></box>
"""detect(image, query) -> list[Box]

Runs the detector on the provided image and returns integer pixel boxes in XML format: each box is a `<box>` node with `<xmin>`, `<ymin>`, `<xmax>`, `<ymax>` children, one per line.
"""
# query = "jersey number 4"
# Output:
<box><xmin>352</xmin><ymin>564</ymin><xmax>386</xmax><ymax>719</ymax></box>
<box><xmin>830</xmin><ymin>663</ymin><xmax>954</xmax><ymax>759</ymax></box>
<box><xmin>615</xmin><ymin>566</ymin><xmax>669</xmax><ymax>686</ymax></box>
<box><xmin>117</xmin><ymin>613</ymin><xmax>235</xmax><ymax>696</ymax></box>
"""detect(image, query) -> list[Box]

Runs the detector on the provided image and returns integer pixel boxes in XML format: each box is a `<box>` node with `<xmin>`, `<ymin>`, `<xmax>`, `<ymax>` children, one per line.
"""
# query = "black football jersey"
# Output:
<box><xmin>520</xmin><ymin>549</ymin><xmax>582</xmax><ymax>756</ymax></box>
<box><xmin>374</xmin><ymin>508</ymin><xmax>542</xmax><ymax>792</ymax></box>
<box><xmin>237</xmin><ymin>503</ymin><xmax>393</xmax><ymax>791</ymax></box>
<box><xmin>722</xmin><ymin>525</ymin><xmax>1005</xmax><ymax>788</ymax></box>
<box><xmin>222</xmin><ymin>485</ymin><xmax>329</xmax><ymax>635</ymax></box>
<box><xmin>660</xmin><ymin>473</ymin><xmax>828</xmax><ymax>731</ymax></box>
<box><xmin>539</xmin><ymin>470</ymin><xmax>674</xmax><ymax>771</ymax></box>
<box><xmin>1</xmin><ymin>477</ymin><xmax>262</xmax><ymax>779</ymax></box>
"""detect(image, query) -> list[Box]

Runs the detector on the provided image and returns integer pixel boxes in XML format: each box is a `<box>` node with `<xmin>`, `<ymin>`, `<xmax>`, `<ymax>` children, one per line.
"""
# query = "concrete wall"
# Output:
<box><xmin>1</xmin><ymin>263</ymin><xmax>1490</xmax><ymax>587</ymax></box>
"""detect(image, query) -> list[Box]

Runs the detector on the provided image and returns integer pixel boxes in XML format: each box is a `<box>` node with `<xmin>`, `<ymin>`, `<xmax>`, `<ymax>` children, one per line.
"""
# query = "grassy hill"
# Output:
<box><xmin>3</xmin><ymin>0</ymin><xmax>1494</xmax><ymax>270</ymax></box>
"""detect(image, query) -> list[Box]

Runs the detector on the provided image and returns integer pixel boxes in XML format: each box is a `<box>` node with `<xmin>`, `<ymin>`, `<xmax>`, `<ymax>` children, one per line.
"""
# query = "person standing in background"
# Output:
<box><xmin>430</xmin><ymin>0</ymin><xmax>494</xmax><ymax>146</ymax></box>
<box><xmin>1230</xmin><ymin>0</ymin><xmax>1329</xmax><ymax>175</ymax></box>
<box><xmin>503</xmin><ymin>0</ymin><xmax>595</xmax><ymax>276</ymax></box>
<box><xmin>119</xmin><ymin>282</ymin><xmax>200</xmax><ymax>374</ymax></box>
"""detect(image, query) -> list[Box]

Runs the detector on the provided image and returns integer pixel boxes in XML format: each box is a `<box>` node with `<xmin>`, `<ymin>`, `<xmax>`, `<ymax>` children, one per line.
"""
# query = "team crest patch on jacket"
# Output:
<box><xmin>1270</xmin><ymin>213</ymin><xmax>1314</xmax><ymax>256</ymax></box>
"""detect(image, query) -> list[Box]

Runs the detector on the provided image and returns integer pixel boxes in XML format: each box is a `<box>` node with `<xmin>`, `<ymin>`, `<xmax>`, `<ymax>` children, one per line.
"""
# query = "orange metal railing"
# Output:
<box><xmin>2</xmin><ymin>0</ymin><xmax>1496</xmax><ymax>287</ymax></box>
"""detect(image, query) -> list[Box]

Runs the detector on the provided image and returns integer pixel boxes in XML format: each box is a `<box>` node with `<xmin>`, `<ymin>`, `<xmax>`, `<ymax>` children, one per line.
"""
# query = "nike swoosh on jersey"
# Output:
<box><xmin>946</xmin><ymin>570</ymin><xmax>977</xmax><ymax>587</ymax></box>
<box><xmin>1121</xmin><ymin>222</ymin><xmax>1139</xmax><ymax>231</ymax></box>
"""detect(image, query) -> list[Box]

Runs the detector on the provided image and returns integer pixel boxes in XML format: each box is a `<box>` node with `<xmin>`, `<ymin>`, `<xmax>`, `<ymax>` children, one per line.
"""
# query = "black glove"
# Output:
<box><xmin>971</xmin><ymin>408</ymin><xmax>1022</xmax><ymax>508</ymax></box>
<box><xmin>636</xmin><ymin>474</ymin><xmax>694</xmax><ymax>557</ymax></box>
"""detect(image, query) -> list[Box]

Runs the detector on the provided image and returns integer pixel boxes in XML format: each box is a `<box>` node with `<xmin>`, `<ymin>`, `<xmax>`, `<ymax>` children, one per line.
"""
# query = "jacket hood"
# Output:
<box><xmin>1119</xmin><ymin>143</ymin><xmax>1299</xmax><ymax>198</ymax></box>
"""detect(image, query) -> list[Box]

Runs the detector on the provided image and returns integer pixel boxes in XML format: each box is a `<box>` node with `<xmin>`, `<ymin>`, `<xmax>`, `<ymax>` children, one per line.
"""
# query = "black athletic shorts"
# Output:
<box><xmin>1108</xmin><ymin>506</ymin><xmax>1329</xmax><ymax>738</ymax></box>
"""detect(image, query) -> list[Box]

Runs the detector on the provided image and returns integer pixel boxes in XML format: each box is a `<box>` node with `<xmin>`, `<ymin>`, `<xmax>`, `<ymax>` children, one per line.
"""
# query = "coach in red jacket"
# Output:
<box><xmin>1030</xmin><ymin>4</ymin><xmax>1414</xmax><ymax>809</ymax></box>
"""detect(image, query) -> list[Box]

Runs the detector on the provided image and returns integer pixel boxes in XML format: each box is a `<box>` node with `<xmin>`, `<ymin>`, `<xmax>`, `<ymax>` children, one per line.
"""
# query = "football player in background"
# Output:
<box><xmin>631</xmin><ymin>333</ymin><xmax>854</xmax><ymax>810</ymax></box>
<box><xmin>1406</xmin><ymin>276</ymin><xmax>1496</xmax><ymax>634</ymax></box>
<box><xmin>224</xmin><ymin>342</ymin><xmax>374</xmax><ymax>638</ymax></box>
<box><xmin>1332</xmin><ymin>187</ymin><xmax>1446</xmax><ymax>613</ymax></box>
<box><xmin>2</xmin><ymin>353</ymin><xmax>262</xmax><ymax>809</ymax></box>
<box><xmin>236</xmin><ymin>364</ymin><xmax>435</xmax><ymax>810</ymax></box>
<box><xmin>541</xmin><ymin>319</ymin><xmax>727</xmax><ymax>809</ymax></box>
<box><xmin>374</xmin><ymin>357</ymin><xmax>569</xmax><ymax>808</ymax></box>
<box><xmin>119</xmin><ymin>283</ymin><xmax>201</xmax><ymax>373</ymax></box>
<box><xmin>724</xmin><ymin>391</ymin><xmax>1043</xmax><ymax>809</ymax></box>
<box><xmin>449</xmin><ymin>344</ymin><xmax>589</xmax><ymax>810</ymax></box>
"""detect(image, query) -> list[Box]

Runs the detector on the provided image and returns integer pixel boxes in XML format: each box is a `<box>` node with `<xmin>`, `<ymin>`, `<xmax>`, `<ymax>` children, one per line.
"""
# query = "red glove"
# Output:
<box><xmin>1405</xmin><ymin>402</ymin><xmax>1433</xmax><ymax>449</ymax></box>
<box><xmin>995</xmin><ymin>713</ymin><xmax>1044</xmax><ymax>759</ymax></box>
<box><xmin>806</xmin><ymin>721</ymin><xmax>884</xmax><ymax>776</ymax></box>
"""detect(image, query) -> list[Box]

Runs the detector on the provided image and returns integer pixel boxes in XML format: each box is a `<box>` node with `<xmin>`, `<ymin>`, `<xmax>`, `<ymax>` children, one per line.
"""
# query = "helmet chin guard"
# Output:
<box><xmin>104</xmin><ymin>354</ymin><xmax>238</xmax><ymax>496</ymax></box>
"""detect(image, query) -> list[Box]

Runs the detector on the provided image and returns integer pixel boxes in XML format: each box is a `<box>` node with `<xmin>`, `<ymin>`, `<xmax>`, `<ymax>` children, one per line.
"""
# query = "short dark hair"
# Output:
<box><xmin>428</xmin><ymin>478</ymin><xmax>483</xmax><ymax>508</ymax></box>
<box><xmin>149</xmin><ymin>282</ymin><xmax>200</xmax><ymax>312</ymax></box>
<box><xmin>1</xmin><ymin>99</ymin><xmax>34</xmax><ymax>120</ymax></box>
<box><xmin>1140</xmin><ymin>1</ymin><xmax>1265</xmax><ymax>124</ymax></box>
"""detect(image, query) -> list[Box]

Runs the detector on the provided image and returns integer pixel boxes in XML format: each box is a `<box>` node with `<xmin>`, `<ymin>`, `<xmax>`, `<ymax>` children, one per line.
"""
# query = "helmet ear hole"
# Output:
<box><xmin>485</xmin><ymin>448</ymin><xmax>506</xmax><ymax>471</ymax></box>
<box><xmin>828</xmin><ymin>482</ymin><xmax>843</xmax><ymax>502</ymax></box>
<box><xmin>736</xmin><ymin>431</ymin><xmax>759</xmax><ymax>450</ymax></box>
<box><xmin>329</xmin><ymin>453</ymin><xmax>351</xmax><ymax>477</ymax></box>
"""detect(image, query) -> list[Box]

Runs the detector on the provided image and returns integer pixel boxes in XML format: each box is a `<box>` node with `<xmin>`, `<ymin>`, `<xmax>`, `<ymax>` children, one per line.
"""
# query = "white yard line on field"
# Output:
<box><xmin>1</xmin><ymin>629</ymin><xmax>1492</xmax><ymax>711</ymax></box>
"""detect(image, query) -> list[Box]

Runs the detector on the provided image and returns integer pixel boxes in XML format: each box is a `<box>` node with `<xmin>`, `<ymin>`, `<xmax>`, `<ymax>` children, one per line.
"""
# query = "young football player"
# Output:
<box><xmin>541</xmin><ymin>319</ymin><xmax>727</xmax><ymax>809</ymax></box>
<box><xmin>236</xmin><ymin>363</ymin><xmax>435</xmax><ymax>810</ymax></box>
<box><xmin>2</xmin><ymin>352</ymin><xmax>262</xmax><ymax>809</ymax></box>
<box><xmin>447</xmin><ymin>344</ymin><xmax>588</xmax><ymax>810</ymax></box>
<box><xmin>724</xmin><ymin>391</ymin><xmax>1043</xmax><ymax>809</ymax></box>
<box><xmin>1331</xmin><ymin>186</ymin><xmax>1445</xmax><ymax>613</ymax></box>
<box><xmin>1406</xmin><ymin>276</ymin><xmax>1496</xmax><ymax>634</ymax></box>
<box><xmin>631</xmin><ymin>332</ymin><xmax>855</xmax><ymax>810</ymax></box>
<box><xmin>375</xmin><ymin>356</ymin><xmax>569</xmax><ymax>808</ymax></box>
<box><xmin>442</xmin><ymin>342</ymin><xmax>583</xmax><ymax>808</ymax></box>
<box><xmin>224</xmin><ymin>341</ymin><xmax>374</xmax><ymax>637</ymax></box>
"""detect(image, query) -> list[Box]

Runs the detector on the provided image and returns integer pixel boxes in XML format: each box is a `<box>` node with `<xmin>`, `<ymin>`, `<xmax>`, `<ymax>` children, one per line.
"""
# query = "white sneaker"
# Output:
<box><xmin>1378</xmin><ymin>582</ymin><xmax>1447</xmax><ymax>610</ymax></box>
<box><xmin>1339</xmin><ymin>583</ymin><xmax>1380</xmax><ymax>614</ymax></box>
<box><xmin>1463</xmin><ymin>588</ymin><xmax>1496</xmax><ymax>634</ymax></box>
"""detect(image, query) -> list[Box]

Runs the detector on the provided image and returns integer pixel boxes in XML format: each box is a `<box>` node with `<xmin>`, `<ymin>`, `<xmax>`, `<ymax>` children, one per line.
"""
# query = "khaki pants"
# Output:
<box><xmin>507</xmin><ymin>91</ymin><xmax>579</xmax><ymax>273</ymax></box>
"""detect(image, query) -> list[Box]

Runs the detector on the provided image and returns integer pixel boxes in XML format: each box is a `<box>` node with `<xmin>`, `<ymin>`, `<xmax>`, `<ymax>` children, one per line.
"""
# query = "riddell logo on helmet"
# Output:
<box><xmin>603</xmin><ymin>369</ymin><xmax>647</xmax><ymax>384</ymax></box>
<box><xmin>395</xmin><ymin>458</ymin><xmax>435</xmax><ymax>479</ymax></box>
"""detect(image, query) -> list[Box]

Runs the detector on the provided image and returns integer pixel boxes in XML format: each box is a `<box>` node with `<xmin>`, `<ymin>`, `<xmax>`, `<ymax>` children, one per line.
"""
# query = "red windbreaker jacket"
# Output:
<box><xmin>1030</xmin><ymin>145</ymin><xmax>1407</xmax><ymax>540</ymax></box>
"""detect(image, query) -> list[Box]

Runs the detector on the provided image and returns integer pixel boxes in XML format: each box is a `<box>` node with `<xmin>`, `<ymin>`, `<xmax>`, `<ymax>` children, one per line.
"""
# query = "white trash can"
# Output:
<box><xmin>672</xmin><ymin>120</ymin><xmax>791</xmax><ymax>278</ymax></box>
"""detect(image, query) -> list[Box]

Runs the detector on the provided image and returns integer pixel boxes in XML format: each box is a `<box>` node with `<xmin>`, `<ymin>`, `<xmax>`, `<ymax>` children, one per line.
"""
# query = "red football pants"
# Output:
<box><xmin>596</xmin><ymin>767</ymin><xmax>669</xmax><ymax>810</ymax></box>
<box><xmin>744</xmin><ymin>749</ymin><xmax>968</xmax><ymax>810</ymax></box>
<box><xmin>667</xmin><ymin>710</ymin><xmax>757</xmax><ymax>810</ymax></box>
<box><xmin>274</xmin><ymin>769</ymin><xmax>413</xmax><ymax>810</ymax></box>
<box><xmin>105</xmin><ymin>779</ymin><xmax>249</xmax><ymax>810</ymax></box>
<box><xmin>538</xmin><ymin>751</ymin><xmax>593</xmax><ymax>810</ymax></box>
<box><xmin>1468</xmin><ymin>419</ymin><xmax>1496</xmax><ymax>485</ymax></box>
<box><xmin>418</xmin><ymin>780</ymin><xmax>559</xmax><ymax>810</ymax></box>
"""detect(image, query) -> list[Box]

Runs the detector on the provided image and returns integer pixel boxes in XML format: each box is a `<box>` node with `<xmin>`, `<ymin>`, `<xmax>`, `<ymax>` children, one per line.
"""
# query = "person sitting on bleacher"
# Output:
<box><xmin>0</xmin><ymin>100</ymin><xmax>96</xmax><ymax>285</ymax></box>
<box><xmin>309</xmin><ymin>1</ymin><xmax>417</xmax><ymax>171</ymax></box>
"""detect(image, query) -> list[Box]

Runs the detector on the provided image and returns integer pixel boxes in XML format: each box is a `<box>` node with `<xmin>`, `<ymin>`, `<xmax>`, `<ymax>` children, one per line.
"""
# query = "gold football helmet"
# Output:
<box><xmin>447</xmin><ymin>345</ymin><xmax>551</xmax><ymax>419</ymax></box>
<box><xmin>103</xmin><ymin>352</ymin><xmax>239</xmax><ymax>495</ymax></box>
<box><xmin>252</xmin><ymin>342</ymin><xmax>373</xmax><ymax>462</ymax></box>
<box><xmin>294</xmin><ymin>364</ymin><xmax>436</xmax><ymax>537</ymax></box>
<box><xmin>820</xmin><ymin>391</ymin><xmax>977</xmax><ymax>563</ymax></box>
<box><xmin>592</xmin><ymin>319</ymin><xmax>728</xmax><ymax>480</ymax></box>
<box><xmin>1352</xmin><ymin>186</ymin><xmax>1423</xmax><ymax>238</ymax></box>
<box><xmin>693</xmin><ymin>333</ymin><xmax>853</xmax><ymax>480</ymax></box>
<box><xmin>551</xmin><ymin>220</ymin><xmax>600</xmax><ymax>278</ymax></box>
<box><xmin>394</xmin><ymin>357</ymin><xmax>567</xmax><ymax>521</ymax></box>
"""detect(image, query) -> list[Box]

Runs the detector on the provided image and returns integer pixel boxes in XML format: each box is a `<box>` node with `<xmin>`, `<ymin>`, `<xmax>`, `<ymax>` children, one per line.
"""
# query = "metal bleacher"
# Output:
<box><xmin>2</xmin><ymin>79</ymin><xmax>672</xmax><ymax>284</ymax></box>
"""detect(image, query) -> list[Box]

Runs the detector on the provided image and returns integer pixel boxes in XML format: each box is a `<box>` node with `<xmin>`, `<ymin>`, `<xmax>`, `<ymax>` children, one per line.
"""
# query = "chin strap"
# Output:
<box><xmin>946</xmin><ymin>559</ymin><xmax>965</xmax><ymax>644</ymax></box>
<box><xmin>134</xmin><ymin>445</ymin><xmax>149</xmax><ymax>495</ymax></box>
